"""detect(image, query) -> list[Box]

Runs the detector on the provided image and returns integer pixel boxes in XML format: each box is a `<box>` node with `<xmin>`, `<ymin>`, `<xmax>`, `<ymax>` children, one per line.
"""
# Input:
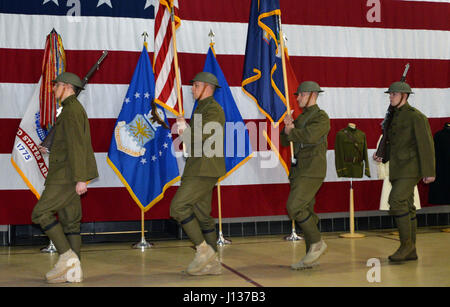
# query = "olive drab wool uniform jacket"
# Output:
<box><xmin>45</xmin><ymin>95</ymin><xmax>98</xmax><ymax>185</ymax></box>
<box><xmin>334</xmin><ymin>127</ymin><xmax>371</xmax><ymax>178</ymax></box>
<box><xmin>386</xmin><ymin>102</ymin><xmax>435</xmax><ymax>181</ymax></box>
<box><xmin>182</xmin><ymin>96</ymin><xmax>226</xmax><ymax>178</ymax></box>
<box><xmin>280</xmin><ymin>105</ymin><xmax>330</xmax><ymax>179</ymax></box>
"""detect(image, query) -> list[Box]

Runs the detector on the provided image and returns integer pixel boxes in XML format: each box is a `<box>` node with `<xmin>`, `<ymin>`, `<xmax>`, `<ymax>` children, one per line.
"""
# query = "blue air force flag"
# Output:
<box><xmin>194</xmin><ymin>47</ymin><xmax>253</xmax><ymax>181</ymax></box>
<box><xmin>107</xmin><ymin>45</ymin><xmax>180</xmax><ymax>211</ymax></box>
<box><xmin>242</xmin><ymin>0</ymin><xmax>286</xmax><ymax>125</ymax></box>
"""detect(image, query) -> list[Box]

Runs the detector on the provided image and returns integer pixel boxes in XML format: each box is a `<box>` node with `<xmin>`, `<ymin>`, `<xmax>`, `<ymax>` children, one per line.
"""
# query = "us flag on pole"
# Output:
<box><xmin>154</xmin><ymin>0</ymin><xmax>183</xmax><ymax>116</ymax></box>
<box><xmin>0</xmin><ymin>0</ymin><xmax>448</xmax><ymax>225</ymax></box>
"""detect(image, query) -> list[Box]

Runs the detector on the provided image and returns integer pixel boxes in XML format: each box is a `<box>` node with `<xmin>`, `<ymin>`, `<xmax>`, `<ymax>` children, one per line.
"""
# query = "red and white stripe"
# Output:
<box><xmin>0</xmin><ymin>0</ymin><xmax>449</xmax><ymax>224</ymax></box>
<box><xmin>153</xmin><ymin>0</ymin><xmax>183</xmax><ymax>116</ymax></box>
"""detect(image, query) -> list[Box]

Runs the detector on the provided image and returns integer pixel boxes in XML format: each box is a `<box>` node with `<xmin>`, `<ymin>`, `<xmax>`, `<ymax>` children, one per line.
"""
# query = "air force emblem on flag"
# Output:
<box><xmin>114</xmin><ymin>108</ymin><xmax>166</xmax><ymax>157</ymax></box>
<box><xmin>107</xmin><ymin>44</ymin><xmax>180</xmax><ymax>210</ymax></box>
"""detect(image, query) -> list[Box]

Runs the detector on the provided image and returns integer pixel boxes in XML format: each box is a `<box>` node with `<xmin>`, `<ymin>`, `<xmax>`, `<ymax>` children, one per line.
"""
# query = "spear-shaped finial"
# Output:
<box><xmin>208</xmin><ymin>29</ymin><xmax>215</xmax><ymax>45</ymax></box>
<box><xmin>142</xmin><ymin>31</ymin><xmax>149</xmax><ymax>43</ymax></box>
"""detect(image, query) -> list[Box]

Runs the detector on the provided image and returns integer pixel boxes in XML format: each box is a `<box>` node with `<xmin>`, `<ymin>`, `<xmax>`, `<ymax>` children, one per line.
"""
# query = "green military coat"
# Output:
<box><xmin>281</xmin><ymin>104</ymin><xmax>330</xmax><ymax>179</ymax></box>
<box><xmin>182</xmin><ymin>96</ymin><xmax>226</xmax><ymax>178</ymax></box>
<box><xmin>334</xmin><ymin>126</ymin><xmax>371</xmax><ymax>178</ymax></box>
<box><xmin>45</xmin><ymin>95</ymin><xmax>98</xmax><ymax>185</ymax></box>
<box><xmin>387</xmin><ymin>102</ymin><xmax>435</xmax><ymax>180</ymax></box>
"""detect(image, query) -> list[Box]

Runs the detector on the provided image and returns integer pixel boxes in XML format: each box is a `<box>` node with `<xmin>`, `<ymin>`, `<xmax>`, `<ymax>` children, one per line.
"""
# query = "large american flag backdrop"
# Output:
<box><xmin>0</xmin><ymin>0</ymin><xmax>449</xmax><ymax>224</ymax></box>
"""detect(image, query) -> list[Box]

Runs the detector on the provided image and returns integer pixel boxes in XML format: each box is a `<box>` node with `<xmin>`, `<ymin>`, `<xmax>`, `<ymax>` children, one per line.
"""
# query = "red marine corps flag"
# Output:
<box><xmin>10</xmin><ymin>31</ymin><xmax>66</xmax><ymax>199</ymax></box>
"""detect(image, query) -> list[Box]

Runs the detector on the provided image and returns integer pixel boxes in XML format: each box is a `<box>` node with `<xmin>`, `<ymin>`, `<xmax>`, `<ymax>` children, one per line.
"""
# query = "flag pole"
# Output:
<box><xmin>170</xmin><ymin>5</ymin><xmax>183</xmax><ymax>114</ymax></box>
<box><xmin>40</xmin><ymin>240</ymin><xmax>57</xmax><ymax>253</ymax></box>
<box><xmin>130</xmin><ymin>34</ymin><xmax>157</xmax><ymax>251</ymax></box>
<box><xmin>170</xmin><ymin>3</ymin><xmax>188</xmax><ymax>157</ymax></box>
<box><xmin>216</xmin><ymin>183</ymin><xmax>231</xmax><ymax>246</ymax></box>
<box><xmin>132</xmin><ymin>208</ymin><xmax>154</xmax><ymax>250</ymax></box>
<box><xmin>284</xmin><ymin>220</ymin><xmax>303</xmax><ymax>241</ymax></box>
<box><xmin>40</xmin><ymin>29</ymin><xmax>63</xmax><ymax>254</ymax></box>
<box><xmin>339</xmin><ymin>179</ymin><xmax>366</xmax><ymax>238</ymax></box>
<box><xmin>278</xmin><ymin>17</ymin><xmax>302</xmax><ymax>242</ymax></box>
<box><xmin>277</xmin><ymin>17</ymin><xmax>296</xmax><ymax>167</ymax></box>
<box><xmin>208</xmin><ymin>29</ymin><xmax>231</xmax><ymax>246</ymax></box>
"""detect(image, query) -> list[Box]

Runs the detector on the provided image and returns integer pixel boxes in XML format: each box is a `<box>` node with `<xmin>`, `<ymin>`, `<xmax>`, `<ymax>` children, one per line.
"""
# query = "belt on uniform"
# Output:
<box><xmin>298</xmin><ymin>135</ymin><xmax>327</xmax><ymax>150</ymax></box>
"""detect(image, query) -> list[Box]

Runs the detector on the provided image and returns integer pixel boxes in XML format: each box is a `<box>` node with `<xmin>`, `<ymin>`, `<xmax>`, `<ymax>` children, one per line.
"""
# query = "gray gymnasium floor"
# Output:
<box><xmin>1</xmin><ymin>227</ymin><xmax>449</xmax><ymax>287</ymax></box>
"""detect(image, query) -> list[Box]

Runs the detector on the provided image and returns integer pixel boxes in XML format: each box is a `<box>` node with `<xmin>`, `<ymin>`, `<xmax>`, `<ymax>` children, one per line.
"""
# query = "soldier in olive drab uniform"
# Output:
<box><xmin>171</xmin><ymin>72</ymin><xmax>226</xmax><ymax>276</ymax></box>
<box><xmin>373</xmin><ymin>82</ymin><xmax>435</xmax><ymax>262</ymax></box>
<box><xmin>33</xmin><ymin>72</ymin><xmax>98</xmax><ymax>283</ymax></box>
<box><xmin>281</xmin><ymin>81</ymin><xmax>330</xmax><ymax>270</ymax></box>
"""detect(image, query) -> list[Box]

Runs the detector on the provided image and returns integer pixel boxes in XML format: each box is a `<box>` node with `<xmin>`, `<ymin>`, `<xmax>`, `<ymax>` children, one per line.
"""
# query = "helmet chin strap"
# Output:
<box><xmin>197</xmin><ymin>83</ymin><xmax>208</xmax><ymax>101</ymax></box>
<box><xmin>394</xmin><ymin>93</ymin><xmax>407</xmax><ymax>108</ymax></box>
<box><xmin>304</xmin><ymin>92</ymin><xmax>313</xmax><ymax>108</ymax></box>
<box><xmin>401</xmin><ymin>93</ymin><xmax>408</xmax><ymax>104</ymax></box>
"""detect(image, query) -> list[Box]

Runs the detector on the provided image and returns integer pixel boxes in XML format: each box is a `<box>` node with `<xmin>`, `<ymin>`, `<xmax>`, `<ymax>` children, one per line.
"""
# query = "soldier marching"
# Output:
<box><xmin>170</xmin><ymin>72</ymin><xmax>226</xmax><ymax>276</ymax></box>
<box><xmin>33</xmin><ymin>72</ymin><xmax>98</xmax><ymax>283</ymax></box>
<box><xmin>281</xmin><ymin>81</ymin><xmax>330</xmax><ymax>269</ymax></box>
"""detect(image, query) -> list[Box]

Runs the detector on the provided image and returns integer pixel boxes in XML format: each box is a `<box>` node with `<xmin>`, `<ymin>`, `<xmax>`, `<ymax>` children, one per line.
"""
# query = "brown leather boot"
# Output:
<box><xmin>404</xmin><ymin>215</ymin><xmax>418</xmax><ymax>261</ymax></box>
<box><xmin>389</xmin><ymin>214</ymin><xmax>414</xmax><ymax>262</ymax></box>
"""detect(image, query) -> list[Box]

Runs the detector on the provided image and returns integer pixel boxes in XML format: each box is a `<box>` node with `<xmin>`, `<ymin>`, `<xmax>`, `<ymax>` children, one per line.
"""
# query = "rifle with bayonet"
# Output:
<box><xmin>40</xmin><ymin>50</ymin><xmax>108</xmax><ymax>151</ymax></box>
<box><xmin>375</xmin><ymin>63</ymin><xmax>410</xmax><ymax>163</ymax></box>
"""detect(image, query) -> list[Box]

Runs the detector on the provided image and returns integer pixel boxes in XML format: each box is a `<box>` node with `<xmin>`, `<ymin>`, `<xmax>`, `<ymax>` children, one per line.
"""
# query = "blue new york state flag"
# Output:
<box><xmin>107</xmin><ymin>45</ymin><xmax>180</xmax><ymax>211</ymax></box>
<box><xmin>192</xmin><ymin>47</ymin><xmax>253</xmax><ymax>181</ymax></box>
<box><xmin>242</xmin><ymin>0</ymin><xmax>287</xmax><ymax>125</ymax></box>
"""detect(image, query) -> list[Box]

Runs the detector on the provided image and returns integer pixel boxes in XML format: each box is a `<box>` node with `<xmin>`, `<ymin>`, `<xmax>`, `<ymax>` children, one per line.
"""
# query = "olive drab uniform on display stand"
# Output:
<box><xmin>170</xmin><ymin>72</ymin><xmax>226</xmax><ymax>276</ymax></box>
<box><xmin>31</xmin><ymin>72</ymin><xmax>98</xmax><ymax>283</ymax></box>
<box><xmin>280</xmin><ymin>81</ymin><xmax>330</xmax><ymax>269</ymax></box>
<box><xmin>335</xmin><ymin>125</ymin><xmax>370</xmax><ymax>179</ymax></box>
<box><xmin>334</xmin><ymin>124</ymin><xmax>370</xmax><ymax>238</ymax></box>
<box><xmin>383</xmin><ymin>81</ymin><xmax>435</xmax><ymax>262</ymax></box>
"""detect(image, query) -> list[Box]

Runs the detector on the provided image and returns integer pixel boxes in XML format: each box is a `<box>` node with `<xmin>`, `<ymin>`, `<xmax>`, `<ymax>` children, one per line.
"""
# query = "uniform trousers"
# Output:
<box><xmin>388</xmin><ymin>177</ymin><xmax>421</xmax><ymax>218</ymax></box>
<box><xmin>31</xmin><ymin>184</ymin><xmax>82</xmax><ymax>257</ymax></box>
<box><xmin>286</xmin><ymin>176</ymin><xmax>324</xmax><ymax>246</ymax></box>
<box><xmin>170</xmin><ymin>176</ymin><xmax>219</xmax><ymax>250</ymax></box>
